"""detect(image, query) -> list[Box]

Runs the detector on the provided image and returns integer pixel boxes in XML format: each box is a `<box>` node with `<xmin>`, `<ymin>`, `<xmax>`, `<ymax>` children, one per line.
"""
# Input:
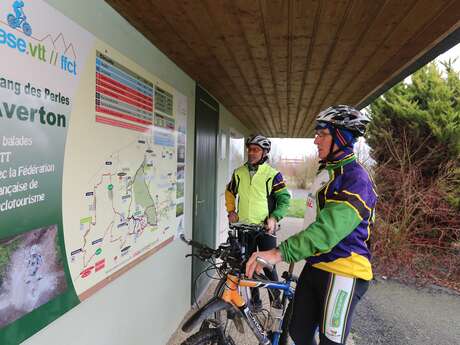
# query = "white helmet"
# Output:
<box><xmin>245</xmin><ymin>134</ymin><xmax>271</xmax><ymax>153</ymax></box>
<box><xmin>316</xmin><ymin>105</ymin><xmax>370</xmax><ymax>136</ymax></box>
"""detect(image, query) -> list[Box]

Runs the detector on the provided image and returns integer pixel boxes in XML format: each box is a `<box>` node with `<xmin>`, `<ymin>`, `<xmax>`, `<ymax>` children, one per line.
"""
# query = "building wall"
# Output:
<box><xmin>216</xmin><ymin>107</ymin><xmax>250</xmax><ymax>245</ymax></box>
<box><xmin>24</xmin><ymin>1</ymin><xmax>194</xmax><ymax>345</ymax></box>
<box><xmin>21</xmin><ymin>2</ymin><xmax>250</xmax><ymax>344</ymax></box>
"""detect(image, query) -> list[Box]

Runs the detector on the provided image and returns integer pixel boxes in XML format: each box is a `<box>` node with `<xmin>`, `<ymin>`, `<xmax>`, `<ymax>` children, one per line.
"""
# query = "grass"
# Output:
<box><xmin>0</xmin><ymin>239</ymin><xmax>21</xmax><ymax>285</ymax></box>
<box><xmin>286</xmin><ymin>198</ymin><xmax>306</xmax><ymax>218</ymax></box>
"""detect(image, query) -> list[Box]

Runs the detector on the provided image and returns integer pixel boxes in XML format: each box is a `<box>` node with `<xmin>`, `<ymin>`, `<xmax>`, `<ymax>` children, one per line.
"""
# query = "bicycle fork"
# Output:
<box><xmin>239</xmin><ymin>304</ymin><xmax>271</xmax><ymax>345</ymax></box>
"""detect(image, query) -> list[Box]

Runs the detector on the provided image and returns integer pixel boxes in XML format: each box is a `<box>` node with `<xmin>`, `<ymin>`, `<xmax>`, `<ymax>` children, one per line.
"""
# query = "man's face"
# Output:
<box><xmin>247</xmin><ymin>144</ymin><xmax>264</xmax><ymax>165</ymax></box>
<box><xmin>314</xmin><ymin>128</ymin><xmax>334</xmax><ymax>160</ymax></box>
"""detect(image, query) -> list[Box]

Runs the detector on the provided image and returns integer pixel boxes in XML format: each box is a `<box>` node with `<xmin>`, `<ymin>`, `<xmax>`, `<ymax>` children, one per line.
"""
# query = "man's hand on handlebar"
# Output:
<box><xmin>264</xmin><ymin>216</ymin><xmax>277</xmax><ymax>234</ymax></box>
<box><xmin>227</xmin><ymin>211</ymin><xmax>239</xmax><ymax>223</ymax></box>
<box><xmin>245</xmin><ymin>248</ymin><xmax>283</xmax><ymax>279</ymax></box>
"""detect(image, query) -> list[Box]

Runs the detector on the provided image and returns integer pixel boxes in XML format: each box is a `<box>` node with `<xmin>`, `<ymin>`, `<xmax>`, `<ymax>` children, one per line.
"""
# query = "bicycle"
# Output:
<box><xmin>7</xmin><ymin>9</ymin><xmax>32</xmax><ymax>36</ymax></box>
<box><xmin>180</xmin><ymin>223</ymin><xmax>298</xmax><ymax>345</ymax></box>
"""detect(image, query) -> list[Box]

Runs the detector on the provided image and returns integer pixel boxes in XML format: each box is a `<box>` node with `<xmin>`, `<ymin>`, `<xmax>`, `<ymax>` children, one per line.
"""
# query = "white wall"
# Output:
<box><xmin>22</xmin><ymin>2</ymin><xmax>251</xmax><ymax>344</ymax></box>
<box><xmin>25</xmin><ymin>1</ymin><xmax>196</xmax><ymax>344</ymax></box>
<box><xmin>215</xmin><ymin>107</ymin><xmax>250</xmax><ymax>245</ymax></box>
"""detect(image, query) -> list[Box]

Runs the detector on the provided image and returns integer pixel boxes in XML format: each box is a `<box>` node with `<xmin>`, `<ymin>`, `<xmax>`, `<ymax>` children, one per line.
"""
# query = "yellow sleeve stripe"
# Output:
<box><xmin>272</xmin><ymin>180</ymin><xmax>286</xmax><ymax>188</ymax></box>
<box><xmin>326</xmin><ymin>199</ymin><xmax>363</xmax><ymax>221</ymax></box>
<box><xmin>342</xmin><ymin>190</ymin><xmax>372</xmax><ymax>212</ymax></box>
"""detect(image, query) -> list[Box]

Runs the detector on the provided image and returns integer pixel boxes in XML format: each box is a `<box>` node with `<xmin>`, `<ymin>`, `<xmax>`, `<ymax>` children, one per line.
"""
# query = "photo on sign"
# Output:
<box><xmin>176</xmin><ymin>182</ymin><xmax>184</xmax><ymax>199</ymax></box>
<box><xmin>176</xmin><ymin>216</ymin><xmax>184</xmax><ymax>238</ymax></box>
<box><xmin>176</xmin><ymin>203</ymin><xmax>184</xmax><ymax>217</ymax></box>
<box><xmin>177</xmin><ymin>145</ymin><xmax>185</xmax><ymax>163</ymax></box>
<box><xmin>0</xmin><ymin>225</ymin><xmax>67</xmax><ymax>329</ymax></box>
<box><xmin>177</xmin><ymin>164</ymin><xmax>185</xmax><ymax>180</ymax></box>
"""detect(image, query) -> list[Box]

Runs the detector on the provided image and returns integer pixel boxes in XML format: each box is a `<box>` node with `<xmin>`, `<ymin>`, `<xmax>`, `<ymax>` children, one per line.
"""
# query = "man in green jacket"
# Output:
<box><xmin>226</xmin><ymin>134</ymin><xmax>290</xmax><ymax>310</ymax></box>
<box><xmin>246</xmin><ymin>106</ymin><xmax>377</xmax><ymax>345</ymax></box>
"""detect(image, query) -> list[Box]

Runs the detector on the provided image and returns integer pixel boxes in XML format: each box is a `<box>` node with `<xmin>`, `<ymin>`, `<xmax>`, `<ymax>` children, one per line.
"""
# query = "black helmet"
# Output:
<box><xmin>316</xmin><ymin>105</ymin><xmax>370</xmax><ymax>136</ymax></box>
<box><xmin>245</xmin><ymin>134</ymin><xmax>271</xmax><ymax>153</ymax></box>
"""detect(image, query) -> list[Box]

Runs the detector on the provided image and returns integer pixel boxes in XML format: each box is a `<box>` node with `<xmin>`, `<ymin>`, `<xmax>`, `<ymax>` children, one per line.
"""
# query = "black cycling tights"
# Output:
<box><xmin>246</xmin><ymin>231</ymin><xmax>280</xmax><ymax>302</ymax></box>
<box><xmin>289</xmin><ymin>264</ymin><xmax>369</xmax><ymax>345</ymax></box>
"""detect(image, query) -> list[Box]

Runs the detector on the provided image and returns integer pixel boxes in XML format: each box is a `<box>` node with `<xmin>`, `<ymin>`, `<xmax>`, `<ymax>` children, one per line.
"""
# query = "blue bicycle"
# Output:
<box><xmin>7</xmin><ymin>6</ymin><xmax>32</xmax><ymax>36</ymax></box>
<box><xmin>180</xmin><ymin>223</ymin><xmax>298</xmax><ymax>345</ymax></box>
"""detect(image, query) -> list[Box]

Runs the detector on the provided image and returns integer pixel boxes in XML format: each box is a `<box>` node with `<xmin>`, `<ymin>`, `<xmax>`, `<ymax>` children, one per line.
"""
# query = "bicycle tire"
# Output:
<box><xmin>22</xmin><ymin>22</ymin><xmax>32</xmax><ymax>36</ymax></box>
<box><xmin>213</xmin><ymin>278</ymin><xmax>246</xmax><ymax>333</ymax></box>
<box><xmin>181</xmin><ymin>328</ymin><xmax>234</xmax><ymax>345</ymax></box>
<box><xmin>7</xmin><ymin>14</ymin><xmax>18</xmax><ymax>28</ymax></box>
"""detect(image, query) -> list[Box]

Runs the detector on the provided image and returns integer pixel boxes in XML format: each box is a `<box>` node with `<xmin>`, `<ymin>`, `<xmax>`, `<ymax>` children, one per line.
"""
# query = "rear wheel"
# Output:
<box><xmin>213</xmin><ymin>279</ymin><xmax>248</xmax><ymax>336</ymax></box>
<box><xmin>181</xmin><ymin>328</ymin><xmax>234</xmax><ymax>345</ymax></box>
<box><xmin>7</xmin><ymin>14</ymin><xmax>18</xmax><ymax>28</ymax></box>
<box><xmin>213</xmin><ymin>278</ymin><xmax>272</xmax><ymax>343</ymax></box>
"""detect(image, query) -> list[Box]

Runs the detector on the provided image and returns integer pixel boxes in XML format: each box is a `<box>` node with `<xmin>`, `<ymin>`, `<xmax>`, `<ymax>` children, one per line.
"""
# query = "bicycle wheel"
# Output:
<box><xmin>7</xmin><ymin>14</ymin><xmax>18</xmax><ymax>28</ymax></box>
<box><xmin>213</xmin><ymin>279</ymin><xmax>247</xmax><ymax>334</ymax></box>
<box><xmin>213</xmin><ymin>279</ymin><xmax>273</xmax><ymax>344</ymax></box>
<box><xmin>22</xmin><ymin>22</ymin><xmax>32</xmax><ymax>36</ymax></box>
<box><xmin>181</xmin><ymin>328</ymin><xmax>234</xmax><ymax>345</ymax></box>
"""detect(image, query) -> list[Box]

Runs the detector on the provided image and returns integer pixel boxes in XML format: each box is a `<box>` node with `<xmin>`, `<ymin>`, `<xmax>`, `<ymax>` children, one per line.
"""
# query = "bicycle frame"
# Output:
<box><xmin>221</xmin><ymin>274</ymin><xmax>295</xmax><ymax>345</ymax></box>
<box><xmin>180</xmin><ymin>227</ymin><xmax>297</xmax><ymax>345</ymax></box>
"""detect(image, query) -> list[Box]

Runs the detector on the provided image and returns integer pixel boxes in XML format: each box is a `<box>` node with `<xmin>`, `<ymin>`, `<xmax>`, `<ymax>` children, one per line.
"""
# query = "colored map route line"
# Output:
<box><xmin>73</xmin><ymin>138</ymin><xmax>163</xmax><ymax>279</ymax></box>
<box><xmin>78</xmin><ymin>236</ymin><xmax>174</xmax><ymax>301</ymax></box>
<box><xmin>76</xmin><ymin>159</ymin><xmax>158</xmax><ymax>275</ymax></box>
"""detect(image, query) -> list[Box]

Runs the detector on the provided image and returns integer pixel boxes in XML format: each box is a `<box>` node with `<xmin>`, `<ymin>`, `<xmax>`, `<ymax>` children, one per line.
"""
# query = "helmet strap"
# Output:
<box><xmin>326</xmin><ymin>126</ymin><xmax>354</xmax><ymax>161</ymax></box>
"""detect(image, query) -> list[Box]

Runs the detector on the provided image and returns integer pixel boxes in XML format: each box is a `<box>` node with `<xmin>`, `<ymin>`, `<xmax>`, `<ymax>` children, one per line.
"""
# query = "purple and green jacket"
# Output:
<box><xmin>279</xmin><ymin>153</ymin><xmax>377</xmax><ymax>280</ymax></box>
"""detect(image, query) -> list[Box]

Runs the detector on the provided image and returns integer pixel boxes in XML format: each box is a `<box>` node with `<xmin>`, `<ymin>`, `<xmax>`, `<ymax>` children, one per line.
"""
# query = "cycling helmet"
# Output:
<box><xmin>246</xmin><ymin>134</ymin><xmax>271</xmax><ymax>153</ymax></box>
<box><xmin>316</xmin><ymin>105</ymin><xmax>370</xmax><ymax>136</ymax></box>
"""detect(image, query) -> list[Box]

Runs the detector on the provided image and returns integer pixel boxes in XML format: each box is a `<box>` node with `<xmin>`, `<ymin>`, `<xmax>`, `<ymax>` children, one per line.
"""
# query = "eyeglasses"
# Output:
<box><xmin>314</xmin><ymin>132</ymin><xmax>331</xmax><ymax>139</ymax></box>
<box><xmin>247</xmin><ymin>146</ymin><xmax>263</xmax><ymax>154</ymax></box>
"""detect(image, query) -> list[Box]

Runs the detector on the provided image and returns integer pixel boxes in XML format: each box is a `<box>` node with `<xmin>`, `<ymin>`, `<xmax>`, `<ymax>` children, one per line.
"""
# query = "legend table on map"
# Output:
<box><xmin>95</xmin><ymin>52</ymin><xmax>154</xmax><ymax>132</ymax></box>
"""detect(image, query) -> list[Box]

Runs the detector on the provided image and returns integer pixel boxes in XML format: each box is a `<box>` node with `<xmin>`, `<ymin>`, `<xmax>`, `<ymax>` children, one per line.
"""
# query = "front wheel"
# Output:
<box><xmin>22</xmin><ymin>22</ymin><xmax>32</xmax><ymax>36</ymax></box>
<box><xmin>181</xmin><ymin>328</ymin><xmax>234</xmax><ymax>345</ymax></box>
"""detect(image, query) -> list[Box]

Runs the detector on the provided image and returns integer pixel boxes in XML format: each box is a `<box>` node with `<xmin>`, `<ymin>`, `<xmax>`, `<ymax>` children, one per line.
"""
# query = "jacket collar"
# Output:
<box><xmin>321</xmin><ymin>152</ymin><xmax>356</xmax><ymax>170</ymax></box>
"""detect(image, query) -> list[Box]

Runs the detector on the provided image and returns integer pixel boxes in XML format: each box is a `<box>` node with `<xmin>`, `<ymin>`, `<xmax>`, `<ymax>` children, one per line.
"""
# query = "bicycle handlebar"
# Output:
<box><xmin>255</xmin><ymin>256</ymin><xmax>274</xmax><ymax>271</ymax></box>
<box><xmin>179</xmin><ymin>234</ymin><xmax>203</xmax><ymax>248</ymax></box>
<box><xmin>229</xmin><ymin>222</ymin><xmax>265</xmax><ymax>232</ymax></box>
<box><xmin>180</xmin><ymin>234</ymin><xmax>219</xmax><ymax>260</ymax></box>
<box><xmin>229</xmin><ymin>222</ymin><xmax>279</xmax><ymax>238</ymax></box>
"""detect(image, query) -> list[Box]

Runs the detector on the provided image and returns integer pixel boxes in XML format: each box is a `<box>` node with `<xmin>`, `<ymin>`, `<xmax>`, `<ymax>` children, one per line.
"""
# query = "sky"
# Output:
<box><xmin>271</xmin><ymin>42</ymin><xmax>460</xmax><ymax>159</ymax></box>
<box><xmin>436</xmin><ymin>42</ymin><xmax>460</xmax><ymax>69</ymax></box>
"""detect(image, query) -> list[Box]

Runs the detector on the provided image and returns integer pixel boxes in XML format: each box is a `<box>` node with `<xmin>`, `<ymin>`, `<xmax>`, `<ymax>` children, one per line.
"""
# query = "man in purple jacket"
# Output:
<box><xmin>247</xmin><ymin>105</ymin><xmax>377</xmax><ymax>345</ymax></box>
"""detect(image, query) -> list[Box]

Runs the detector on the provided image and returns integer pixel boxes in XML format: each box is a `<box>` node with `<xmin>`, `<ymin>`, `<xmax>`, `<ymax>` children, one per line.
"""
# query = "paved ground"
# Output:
<box><xmin>289</xmin><ymin>188</ymin><xmax>309</xmax><ymax>199</ymax></box>
<box><xmin>352</xmin><ymin>278</ymin><xmax>460</xmax><ymax>345</ymax></box>
<box><xmin>167</xmin><ymin>217</ymin><xmax>460</xmax><ymax>344</ymax></box>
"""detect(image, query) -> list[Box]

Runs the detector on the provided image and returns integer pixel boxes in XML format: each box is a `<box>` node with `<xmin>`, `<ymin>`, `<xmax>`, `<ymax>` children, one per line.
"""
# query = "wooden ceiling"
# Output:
<box><xmin>106</xmin><ymin>0</ymin><xmax>460</xmax><ymax>137</ymax></box>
